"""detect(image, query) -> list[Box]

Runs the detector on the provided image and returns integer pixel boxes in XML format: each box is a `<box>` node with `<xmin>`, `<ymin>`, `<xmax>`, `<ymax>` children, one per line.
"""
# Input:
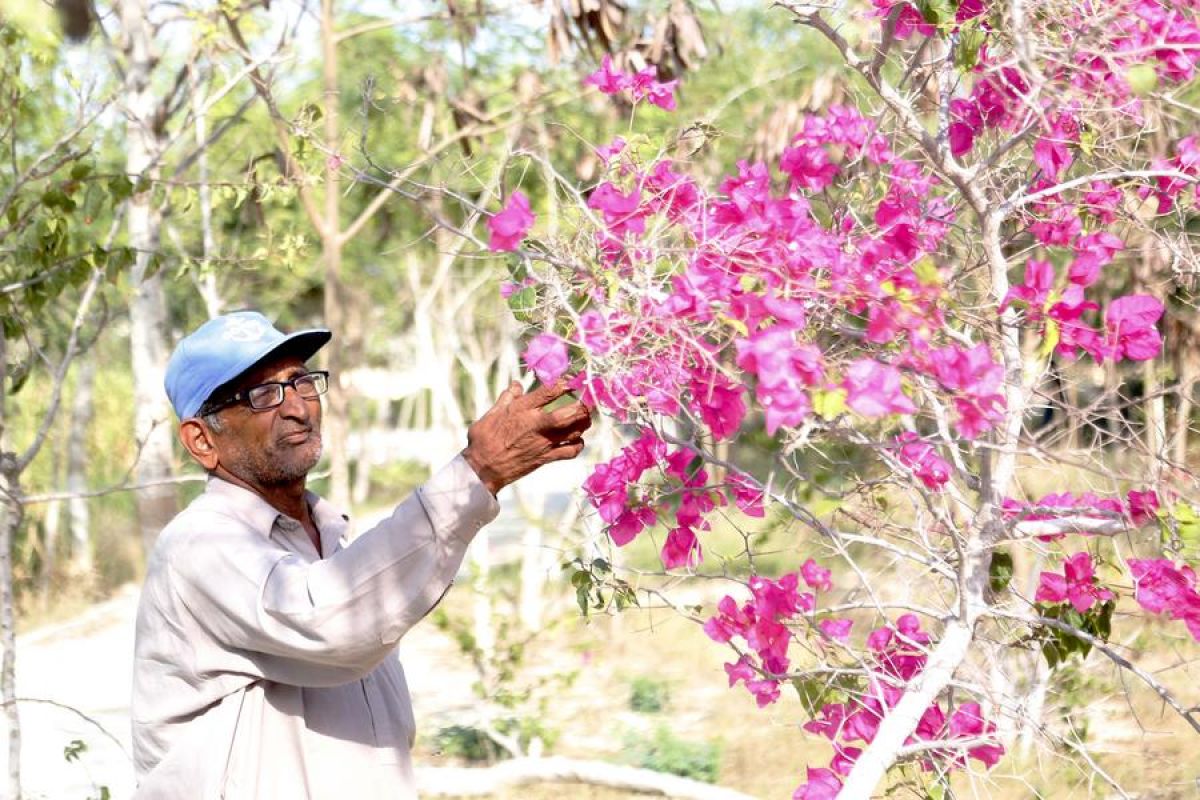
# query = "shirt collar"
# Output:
<box><xmin>203</xmin><ymin>475</ymin><xmax>350</xmax><ymax>544</ymax></box>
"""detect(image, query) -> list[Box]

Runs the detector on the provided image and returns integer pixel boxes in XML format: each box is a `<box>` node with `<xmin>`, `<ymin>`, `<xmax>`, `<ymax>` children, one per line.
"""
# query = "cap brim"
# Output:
<box><xmin>200</xmin><ymin>328</ymin><xmax>332</xmax><ymax>411</ymax></box>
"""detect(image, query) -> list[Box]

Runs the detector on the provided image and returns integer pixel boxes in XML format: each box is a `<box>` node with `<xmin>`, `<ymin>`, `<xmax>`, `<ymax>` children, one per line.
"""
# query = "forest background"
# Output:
<box><xmin>1</xmin><ymin>0</ymin><xmax>1198</xmax><ymax>799</ymax></box>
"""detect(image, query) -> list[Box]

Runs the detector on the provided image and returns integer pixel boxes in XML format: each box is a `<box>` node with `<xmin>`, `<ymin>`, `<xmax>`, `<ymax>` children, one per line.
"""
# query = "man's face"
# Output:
<box><xmin>206</xmin><ymin>356</ymin><xmax>324</xmax><ymax>487</ymax></box>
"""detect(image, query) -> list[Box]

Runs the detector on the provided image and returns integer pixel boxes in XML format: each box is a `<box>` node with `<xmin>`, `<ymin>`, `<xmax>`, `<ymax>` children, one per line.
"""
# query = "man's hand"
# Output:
<box><xmin>461</xmin><ymin>379</ymin><xmax>593</xmax><ymax>496</ymax></box>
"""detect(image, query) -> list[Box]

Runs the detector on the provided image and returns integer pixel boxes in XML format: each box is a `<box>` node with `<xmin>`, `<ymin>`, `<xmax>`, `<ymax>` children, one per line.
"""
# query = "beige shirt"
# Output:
<box><xmin>131</xmin><ymin>455</ymin><xmax>499</xmax><ymax>799</ymax></box>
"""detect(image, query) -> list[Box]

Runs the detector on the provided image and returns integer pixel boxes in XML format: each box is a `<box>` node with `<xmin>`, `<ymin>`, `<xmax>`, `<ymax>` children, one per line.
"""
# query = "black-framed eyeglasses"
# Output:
<box><xmin>200</xmin><ymin>371</ymin><xmax>329</xmax><ymax>415</ymax></box>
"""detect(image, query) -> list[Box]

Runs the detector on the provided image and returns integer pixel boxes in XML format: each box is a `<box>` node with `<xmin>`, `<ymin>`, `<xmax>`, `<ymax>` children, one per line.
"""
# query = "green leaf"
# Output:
<box><xmin>576</xmin><ymin>585</ymin><xmax>590</xmax><ymax>617</ymax></box>
<box><xmin>63</xmin><ymin>739</ymin><xmax>87</xmax><ymax>763</ymax></box>
<box><xmin>917</xmin><ymin>0</ymin><xmax>957</xmax><ymax>26</ymax></box>
<box><xmin>989</xmin><ymin>550</ymin><xmax>1014</xmax><ymax>594</ymax></box>
<box><xmin>69</xmin><ymin>162</ymin><xmax>92</xmax><ymax>181</ymax></box>
<box><xmin>1125</xmin><ymin>63</ymin><xmax>1159</xmax><ymax>96</ymax></box>
<box><xmin>1093</xmin><ymin>600</ymin><xmax>1114</xmax><ymax>640</ymax></box>
<box><xmin>811</xmin><ymin>388</ymin><xmax>848</xmax><ymax>420</ymax></box>
<box><xmin>1038</xmin><ymin>317</ymin><xmax>1061</xmax><ymax>360</ymax></box>
<box><xmin>912</xmin><ymin>256</ymin><xmax>940</xmax><ymax>286</ymax></box>
<box><xmin>107</xmin><ymin>175</ymin><xmax>135</xmax><ymax>204</ymax></box>
<box><xmin>506</xmin><ymin>286</ymin><xmax>537</xmax><ymax>323</ymax></box>
<box><xmin>715</xmin><ymin>312</ymin><xmax>748</xmax><ymax>337</ymax></box>
<box><xmin>1078</xmin><ymin>128</ymin><xmax>1098</xmax><ymax>158</ymax></box>
<box><xmin>955</xmin><ymin>22</ymin><xmax>986</xmax><ymax>71</ymax></box>
<box><xmin>808</xmin><ymin>496</ymin><xmax>843</xmax><ymax>518</ymax></box>
<box><xmin>1172</xmin><ymin>502</ymin><xmax>1200</xmax><ymax>554</ymax></box>
<box><xmin>792</xmin><ymin>677</ymin><xmax>828</xmax><ymax>715</ymax></box>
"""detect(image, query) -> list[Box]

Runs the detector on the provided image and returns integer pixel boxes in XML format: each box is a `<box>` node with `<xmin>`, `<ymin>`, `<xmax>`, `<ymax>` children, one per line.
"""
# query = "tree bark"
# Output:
<box><xmin>119</xmin><ymin>0</ymin><xmax>178</xmax><ymax>556</ymax></box>
<box><xmin>67</xmin><ymin>355</ymin><xmax>95</xmax><ymax>576</ymax></box>
<box><xmin>190</xmin><ymin>61</ymin><xmax>222</xmax><ymax>318</ymax></box>
<box><xmin>319</xmin><ymin>0</ymin><xmax>353</xmax><ymax>511</ymax></box>
<box><xmin>0</xmin><ymin>467</ymin><xmax>20</xmax><ymax>800</ymax></box>
<box><xmin>0</xmin><ymin>332</ymin><xmax>22</xmax><ymax>799</ymax></box>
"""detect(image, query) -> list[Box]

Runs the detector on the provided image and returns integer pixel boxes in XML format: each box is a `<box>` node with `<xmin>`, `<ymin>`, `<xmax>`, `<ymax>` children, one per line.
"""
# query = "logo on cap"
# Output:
<box><xmin>223</xmin><ymin>318</ymin><xmax>269</xmax><ymax>343</ymax></box>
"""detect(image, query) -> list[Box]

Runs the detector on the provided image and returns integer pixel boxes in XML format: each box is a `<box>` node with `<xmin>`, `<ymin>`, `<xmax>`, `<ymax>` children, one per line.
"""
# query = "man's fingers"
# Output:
<box><xmin>522</xmin><ymin>376</ymin><xmax>573</xmax><ymax>409</ymax></box>
<box><xmin>495</xmin><ymin>380</ymin><xmax>522</xmax><ymax>409</ymax></box>
<box><xmin>545</xmin><ymin>438</ymin><xmax>586</xmax><ymax>462</ymax></box>
<box><xmin>540</xmin><ymin>400</ymin><xmax>592</xmax><ymax>431</ymax></box>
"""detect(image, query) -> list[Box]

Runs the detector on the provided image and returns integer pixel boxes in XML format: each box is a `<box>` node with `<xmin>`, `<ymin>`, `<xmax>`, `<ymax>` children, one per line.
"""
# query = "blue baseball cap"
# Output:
<box><xmin>165</xmin><ymin>311</ymin><xmax>332</xmax><ymax>420</ymax></box>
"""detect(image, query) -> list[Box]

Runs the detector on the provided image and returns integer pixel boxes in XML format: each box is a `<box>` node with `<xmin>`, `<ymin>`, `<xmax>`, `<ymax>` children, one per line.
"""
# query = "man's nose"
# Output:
<box><xmin>277</xmin><ymin>384</ymin><xmax>312</xmax><ymax>421</ymax></box>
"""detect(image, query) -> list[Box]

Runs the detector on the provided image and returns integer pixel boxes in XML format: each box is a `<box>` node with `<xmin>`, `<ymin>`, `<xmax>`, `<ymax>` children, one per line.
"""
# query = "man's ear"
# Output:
<box><xmin>179</xmin><ymin>418</ymin><xmax>220</xmax><ymax>471</ymax></box>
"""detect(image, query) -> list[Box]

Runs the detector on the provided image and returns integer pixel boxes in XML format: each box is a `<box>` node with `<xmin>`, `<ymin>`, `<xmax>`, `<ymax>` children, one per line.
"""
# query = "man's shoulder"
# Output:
<box><xmin>150</xmin><ymin>491</ymin><xmax>266</xmax><ymax>562</ymax></box>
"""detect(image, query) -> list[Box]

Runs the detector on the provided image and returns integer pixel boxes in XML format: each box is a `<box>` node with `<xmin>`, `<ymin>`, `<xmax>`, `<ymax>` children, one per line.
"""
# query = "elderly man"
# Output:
<box><xmin>132</xmin><ymin>310</ymin><xmax>590</xmax><ymax>798</ymax></box>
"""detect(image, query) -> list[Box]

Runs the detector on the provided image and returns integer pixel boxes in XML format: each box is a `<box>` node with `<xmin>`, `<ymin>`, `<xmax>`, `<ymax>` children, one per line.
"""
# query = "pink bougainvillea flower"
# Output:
<box><xmin>583</xmin><ymin>54</ymin><xmax>628</xmax><ymax>94</ymax></box>
<box><xmin>522</xmin><ymin>333</ymin><xmax>569</xmax><ymax>385</ymax></box>
<box><xmin>1127</xmin><ymin>559</ymin><xmax>1200</xmax><ymax>641</ymax></box>
<box><xmin>843</xmin><ymin>358</ymin><xmax>917</xmax><ymax>418</ymax></box>
<box><xmin>724</xmin><ymin>654</ymin><xmax>756</xmax><ymax>687</ymax></box>
<box><xmin>588</xmin><ymin>182</ymin><xmax>647</xmax><ymax>236</ymax></box>
<box><xmin>1004</xmin><ymin>258</ymin><xmax>1055</xmax><ymax>313</ymax></box>
<box><xmin>1126</xmin><ymin>489</ymin><xmax>1160</xmax><ymax>525</ymax></box>
<box><xmin>487</xmin><ymin>190</ymin><xmax>535</xmax><ymax>251</ymax></box>
<box><xmin>643</xmin><ymin>77</ymin><xmax>679</xmax><ymax>110</ymax></box>
<box><xmin>728</xmin><ymin>471</ymin><xmax>766</xmax><ymax>517</ymax></box>
<box><xmin>801</xmin><ymin>558</ymin><xmax>833</xmax><ymax>592</ymax></box>
<box><xmin>1081</xmin><ymin>180</ymin><xmax>1123</xmax><ymax>224</ymax></box>
<box><xmin>1068</xmin><ymin>231</ymin><xmax>1124</xmax><ymax>288</ymax></box>
<box><xmin>947</xmin><ymin>702</ymin><xmax>1005</xmax><ymax>767</ymax></box>
<box><xmin>1104</xmin><ymin>294</ymin><xmax>1164</xmax><ymax>361</ymax></box>
<box><xmin>661</xmin><ymin>527</ymin><xmax>701</xmax><ymax>569</ymax></box>
<box><xmin>1032</xmin><ymin>115</ymin><xmax>1077</xmax><ymax>180</ymax></box>
<box><xmin>894</xmin><ymin>432</ymin><xmax>952</xmax><ymax>489</ymax></box>
<box><xmin>793</xmin><ymin>767</ymin><xmax>843</xmax><ymax>800</ymax></box>
<box><xmin>818</xmin><ymin>618</ymin><xmax>853</xmax><ymax>643</ymax></box>
<box><xmin>780</xmin><ymin>142</ymin><xmax>840</xmax><ymax>191</ymax></box>
<box><xmin>1035</xmin><ymin>551</ymin><xmax>1114</xmax><ymax>613</ymax></box>
<box><xmin>595</xmin><ymin>135</ymin><xmax>627</xmax><ymax>165</ymax></box>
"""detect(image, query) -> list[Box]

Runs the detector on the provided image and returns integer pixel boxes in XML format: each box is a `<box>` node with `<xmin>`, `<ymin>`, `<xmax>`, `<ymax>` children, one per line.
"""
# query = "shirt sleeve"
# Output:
<box><xmin>169</xmin><ymin>455</ymin><xmax>500</xmax><ymax>686</ymax></box>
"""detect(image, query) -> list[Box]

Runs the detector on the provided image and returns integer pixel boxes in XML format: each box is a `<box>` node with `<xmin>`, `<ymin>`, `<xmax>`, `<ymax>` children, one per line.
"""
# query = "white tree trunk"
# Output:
<box><xmin>67</xmin><ymin>355</ymin><xmax>95</xmax><ymax>575</ymax></box>
<box><xmin>190</xmin><ymin>62</ymin><xmax>222</xmax><ymax>318</ymax></box>
<box><xmin>0</xmin><ymin>470</ymin><xmax>20</xmax><ymax>800</ymax></box>
<box><xmin>516</xmin><ymin>483</ymin><xmax>547</xmax><ymax>633</ymax></box>
<box><xmin>0</xmin><ymin>332</ymin><xmax>22</xmax><ymax>799</ymax></box>
<box><xmin>120</xmin><ymin>0</ymin><xmax>178</xmax><ymax>556</ymax></box>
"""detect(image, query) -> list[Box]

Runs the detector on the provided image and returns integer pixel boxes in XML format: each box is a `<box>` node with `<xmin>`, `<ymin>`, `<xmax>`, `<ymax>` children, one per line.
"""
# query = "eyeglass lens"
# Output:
<box><xmin>247</xmin><ymin>373</ymin><xmax>327</xmax><ymax>409</ymax></box>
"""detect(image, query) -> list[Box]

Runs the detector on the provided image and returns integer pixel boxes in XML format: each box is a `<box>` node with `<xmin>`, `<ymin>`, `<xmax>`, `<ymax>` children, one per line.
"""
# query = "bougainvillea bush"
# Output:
<box><xmin>491</xmin><ymin>0</ymin><xmax>1200</xmax><ymax>796</ymax></box>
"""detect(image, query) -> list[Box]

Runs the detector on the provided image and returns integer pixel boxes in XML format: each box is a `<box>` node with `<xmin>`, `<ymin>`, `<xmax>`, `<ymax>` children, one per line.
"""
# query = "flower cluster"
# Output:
<box><xmin>493</xmin><ymin>0</ymin><xmax>1197</xmax><ymax>794</ymax></box>
<box><xmin>1002</xmin><ymin>489</ymin><xmax>1161</xmax><ymax>539</ymax></box>
<box><xmin>582</xmin><ymin>432</ymin><xmax>740</xmax><ymax>568</ymax></box>
<box><xmin>1128</xmin><ymin>559</ymin><xmax>1200</xmax><ymax>642</ymax></box>
<box><xmin>1035</xmin><ymin>552</ymin><xmax>1115</xmax><ymax>613</ymax></box>
<box><xmin>796</xmin><ymin>614</ymin><xmax>1004</xmax><ymax>799</ymax></box>
<box><xmin>487</xmin><ymin>191</ymin><xmax>535</xmax><ymax>252</ymax></box>
<box><xmin>704</xmin><ymin>567</ymin><xmax>833</xmax><ymax>706</ymax></box>
<box><xmin>584</xmin><ymin>54</ymin><xmax>679</xmax><ymax>110</ymax></box>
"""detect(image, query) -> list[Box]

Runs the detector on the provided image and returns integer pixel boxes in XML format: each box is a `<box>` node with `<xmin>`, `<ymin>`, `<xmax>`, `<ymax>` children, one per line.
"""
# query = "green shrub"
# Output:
<box><xmin>629</xmin><ymin>675</ymin><xmax>671</xmax><ymax>713</ymax></box>
<box><xmin>621</xmin><ymin>725</ymin><xmax>721</xmax><ymax>783</ymax></box>
<box><xmin>432</xmin><ymin>724</ymin><xmax>502</xmax><ymax>763</ymax></box>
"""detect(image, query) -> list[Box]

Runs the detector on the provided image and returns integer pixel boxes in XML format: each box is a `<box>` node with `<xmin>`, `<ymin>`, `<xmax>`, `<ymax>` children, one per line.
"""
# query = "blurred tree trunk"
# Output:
<box><xmin>0</xmin><ymin>333</ymin><xmax>21</xmax><ymax>799</ymax></box>
<box><xmin>36</xmin><ymin>447</ymin><xmax>62</xmax><ymax>606</ymax></box>
<box><xmin>1172</xmin><ymin>317</ymin><xmax>1199</xmax><ymax>468</ymax></box>
<box><xmin>189</xmin><ymin>61</ymin><xmax>222</xmax><ymax>319</ymax></box>
<box><xmin>67</xmin><ymin>356</ymin><xmax>95</xmax><ymax>577</ymax></box>
<box><xmin>119</xmin><ymin>0</ymin><xmax>178</xmax><ymax>555</ymax></box>
<box><xmin>320</xmin><ymin>0</ymin><xmax>352</xmax><ymax>510</ymax></box>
